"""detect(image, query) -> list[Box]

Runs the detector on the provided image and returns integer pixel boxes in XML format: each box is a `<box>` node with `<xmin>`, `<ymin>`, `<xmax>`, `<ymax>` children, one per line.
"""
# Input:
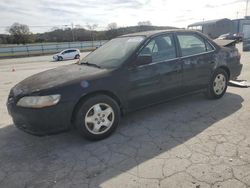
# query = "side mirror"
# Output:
<box><xmin>136</xmin><ymin>54</ymin><xmax>152</xmax><ymax>66</ymax></box>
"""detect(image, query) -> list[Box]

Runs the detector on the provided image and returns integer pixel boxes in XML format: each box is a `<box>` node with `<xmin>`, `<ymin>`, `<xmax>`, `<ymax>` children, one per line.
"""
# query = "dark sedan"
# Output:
<box><xmin>7</xmin><ymin>30</ymin><xmax>243</xmax><ymax>140</ymax></box>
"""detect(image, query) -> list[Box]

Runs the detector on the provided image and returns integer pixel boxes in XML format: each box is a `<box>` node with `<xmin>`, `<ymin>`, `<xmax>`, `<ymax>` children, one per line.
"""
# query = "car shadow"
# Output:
<box><xmin>0</xmin><ymin>92</ymin><xmax>243</xmax><ymax>187</ymax></box>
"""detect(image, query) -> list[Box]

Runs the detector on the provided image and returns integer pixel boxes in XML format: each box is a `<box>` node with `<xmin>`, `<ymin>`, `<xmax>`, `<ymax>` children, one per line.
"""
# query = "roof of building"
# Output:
<box><xmin>188</xmin><ymin>18</ymin><xmax>231</xmax><ymax>27</ymax></box>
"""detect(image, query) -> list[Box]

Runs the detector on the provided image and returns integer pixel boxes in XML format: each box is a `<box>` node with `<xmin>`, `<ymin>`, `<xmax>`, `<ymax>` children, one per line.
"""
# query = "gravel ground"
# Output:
<box><xmin>0</xmin><ymin>45</ymin><xmax>250</xmax><ymax>188</ymax></box>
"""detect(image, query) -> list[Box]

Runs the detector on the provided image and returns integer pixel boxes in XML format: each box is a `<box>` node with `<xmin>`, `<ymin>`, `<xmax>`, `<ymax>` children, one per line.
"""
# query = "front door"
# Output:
<box><xmin>154</xmin><ymin>34</ymin><xmax>182</xmax><ymax>98</ymax></box>
<box><xmin>127</xmin><ymin>34</ymin><xmax>182</xmax><ymax>110</ymax></box>
<box><xmin>127</xmin><ymin>60</ymin><xmax>161</xmax><ymax>110</ymax></box>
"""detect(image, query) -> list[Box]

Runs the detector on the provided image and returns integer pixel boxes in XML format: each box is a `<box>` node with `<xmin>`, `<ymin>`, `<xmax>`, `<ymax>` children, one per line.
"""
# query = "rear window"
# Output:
<box><xmin>177</xmin><ymin>34</ymin><xmax>207</xmax><ymax>56</ymax></box>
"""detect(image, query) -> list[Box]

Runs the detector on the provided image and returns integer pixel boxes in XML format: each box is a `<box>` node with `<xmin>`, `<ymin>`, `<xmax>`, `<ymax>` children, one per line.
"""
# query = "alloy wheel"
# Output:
<box><xmin>85</xmin><ymin>103</ymin><xmax>115</xmax><ymax>135</ymax></box>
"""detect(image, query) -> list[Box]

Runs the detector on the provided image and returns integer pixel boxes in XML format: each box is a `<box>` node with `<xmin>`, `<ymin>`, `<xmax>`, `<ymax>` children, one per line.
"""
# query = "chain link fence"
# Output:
<box><xmin>0</xmin><ymin>40</ymin><xmax>107</xmax><ymax>58</ymax></box>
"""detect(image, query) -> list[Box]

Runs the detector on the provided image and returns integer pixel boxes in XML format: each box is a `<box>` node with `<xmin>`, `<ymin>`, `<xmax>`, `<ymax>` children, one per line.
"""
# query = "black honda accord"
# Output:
<box><xmin>7</xmin><ymin>30</ymin><xmax>242</xmax><ymax>140</ymax></box>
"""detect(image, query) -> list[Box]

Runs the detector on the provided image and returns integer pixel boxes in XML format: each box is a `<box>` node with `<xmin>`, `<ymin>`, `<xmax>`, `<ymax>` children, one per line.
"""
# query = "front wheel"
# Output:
<box><xmin>75</xmin><ymin>54</ymin><xmax>80</xmax><ymax>59</ymax></box>
<box><xmin>74</xmin><ymin>95</ymin><xmax>120</xmax><ymax>140</ymax></box>
<box><xmin>58</xmin><ymin>56</ymin><xmax>63</xmax><ymax>61</ymax></box>
<box><xmin>206</xmin><ymin>68</ymin><xmax>228</xmax><ymax>99</ymax></box>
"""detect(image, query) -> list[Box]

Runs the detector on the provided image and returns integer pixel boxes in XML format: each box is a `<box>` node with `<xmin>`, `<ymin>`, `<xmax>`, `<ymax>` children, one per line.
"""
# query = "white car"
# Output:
<box><xmin>53</xmin><ymin>49</ymin><xmax>80</xmax><ymax>61</ymax></box>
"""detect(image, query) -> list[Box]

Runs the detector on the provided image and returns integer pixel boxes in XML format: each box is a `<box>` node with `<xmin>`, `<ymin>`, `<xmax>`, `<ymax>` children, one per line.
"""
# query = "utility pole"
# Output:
<box><xmin>246</xmin><ymin>0</ymin><xmax>249</xmax><ymax>17</ymax></box>
<box><xmin>86</xmin><ymin>24</ymin><xmax>98</xmax><ymax>48</ymax></box>
<box><xmin>202</xmin><ymin>18</ymin><xmax>204</xmax><ymax>33</ymax></box>
<box><xmin>71</xmin><ymin>23</ymin><xmax>75</xmax><ymax>42</ymax></box>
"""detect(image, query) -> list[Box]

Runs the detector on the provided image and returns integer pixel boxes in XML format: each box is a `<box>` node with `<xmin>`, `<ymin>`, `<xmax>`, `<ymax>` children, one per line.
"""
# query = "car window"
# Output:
<box><xmin>81</xmin><ymin>36</ymin><xmax>145</xmax><ymax>68</ymax></box>
<box><xmin>205</xmin><ymin>41</ymin><xmax>214</xmax><ymax>52</ymax></box>
<box><xmin>62</xmin><ymin>50</ymin><xmax>69</xmax><ymax>54</ymax></box>
<box><xmin>139</xmin><ymin>34</ymin><xmax>177</xmax><ymax>63</ymax></box>
<box><xmin>144</xmin><ymin>40</ymin><xmax>158</xmax><ymax>53</ymax></box>
<box><xmin>177</xmin><ymin>34</ymin><xmax>207</xmax><ymax>56</ymax></box>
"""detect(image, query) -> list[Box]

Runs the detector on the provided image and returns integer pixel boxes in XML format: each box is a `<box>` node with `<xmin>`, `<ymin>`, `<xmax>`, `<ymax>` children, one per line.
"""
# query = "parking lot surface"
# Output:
<box><xmin>0</xmin><ymin>45</ymin><xmax>250</xmax><ymax>188</ymax></box>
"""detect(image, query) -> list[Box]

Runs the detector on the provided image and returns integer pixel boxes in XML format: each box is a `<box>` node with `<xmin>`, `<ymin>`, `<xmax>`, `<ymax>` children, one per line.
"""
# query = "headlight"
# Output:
<box><xmin>17</xmin><ymin>94</ymin><xmax>61</xmax><ymax>108</ymax></box>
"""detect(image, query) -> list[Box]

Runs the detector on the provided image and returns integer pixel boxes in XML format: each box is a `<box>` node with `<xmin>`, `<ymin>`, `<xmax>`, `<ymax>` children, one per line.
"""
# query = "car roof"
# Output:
<box><xmin>62</xmin><ymin>48</ymin><xmax>79</xmax><ymax>51</ymax></box>
<box><xmin>120</xmin><ymin>29</ymin><xmax>198</xmax><ymax>38</ymax></box>
<box><xmin>120</xmin><ymin>29</ymin><xmax>218</xmax><ymax>49</ymax></box>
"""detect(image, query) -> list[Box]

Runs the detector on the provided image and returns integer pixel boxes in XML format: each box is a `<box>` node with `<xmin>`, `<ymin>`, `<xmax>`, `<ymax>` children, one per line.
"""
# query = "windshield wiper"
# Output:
<box><xmin>80</xmin><ymin>61</ymin><xmax>101</xmax><ymax>69</ymax></box>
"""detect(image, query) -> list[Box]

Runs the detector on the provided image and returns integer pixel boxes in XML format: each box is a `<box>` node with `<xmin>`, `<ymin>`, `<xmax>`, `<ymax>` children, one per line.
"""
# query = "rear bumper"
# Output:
<box><xmin>230</xmin><ymin>63</ymin><xmax>243</xmax><ymax>80</ymax></box>
<box><xmin>7</xmin><ymin>99</ymin><xmax>74</xmax><ymax>136</ymax></box>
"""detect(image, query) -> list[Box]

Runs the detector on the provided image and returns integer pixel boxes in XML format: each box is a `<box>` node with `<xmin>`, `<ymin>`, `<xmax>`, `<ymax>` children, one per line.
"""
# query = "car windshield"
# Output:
<box><xmin>80</xmin><ymin>36</ymin><xmax>145</xmax><ymax>68</ymax></box>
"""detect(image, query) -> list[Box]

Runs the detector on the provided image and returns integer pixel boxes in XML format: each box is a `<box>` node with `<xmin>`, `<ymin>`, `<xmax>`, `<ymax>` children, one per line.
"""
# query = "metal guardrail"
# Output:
<box><xmin>0</xmin><ymin>40</ymin><xmax>107</xmax><ymax>58</ymax></box>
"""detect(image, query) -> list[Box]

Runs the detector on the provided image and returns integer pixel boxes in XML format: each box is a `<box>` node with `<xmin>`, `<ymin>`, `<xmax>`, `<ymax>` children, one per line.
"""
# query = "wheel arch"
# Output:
<box><xmin>70</xmin><ymin>90</ymin><xmax>123</xmax><ymax>125</ymax></box>
<box><xmin>58</xmin><ymin>56</ymin><xmax>63</xmax><ymax>61</ymax></box>
<box><xmin>217</xmin><ymin>66</ymin><xmax>230</xmax><ymax>80</ymax></box>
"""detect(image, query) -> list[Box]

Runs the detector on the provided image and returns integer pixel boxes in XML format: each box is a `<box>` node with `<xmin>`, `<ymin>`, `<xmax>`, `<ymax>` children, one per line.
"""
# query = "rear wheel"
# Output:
<box><xmin>74</xmin><ymin>95</ymin><xmax>120</xmax><ymax>140</ymax></box>
<box><xmin>206</xmin><ymin>68</ymin><xmax>228</xmax><ymax>99</ymax></box>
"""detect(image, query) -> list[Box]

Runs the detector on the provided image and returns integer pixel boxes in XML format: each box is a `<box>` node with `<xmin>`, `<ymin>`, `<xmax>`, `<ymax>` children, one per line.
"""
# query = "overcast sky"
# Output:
<box><xmin>0</xmin><ymin>0</ymin><xmax>248</xmax><ymax>34</ymax></box>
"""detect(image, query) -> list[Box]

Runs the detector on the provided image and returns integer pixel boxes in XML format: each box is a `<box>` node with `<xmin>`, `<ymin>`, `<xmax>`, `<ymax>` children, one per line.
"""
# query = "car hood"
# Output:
<box><xmin>53</xmin><ymin>53</ymin><xmax>61</xmax><ymax>57</ymax></box>
<box><xmin>12</xmin><ymin>64</ymin><xmax>108</xmax><ymax>96</ymax></box>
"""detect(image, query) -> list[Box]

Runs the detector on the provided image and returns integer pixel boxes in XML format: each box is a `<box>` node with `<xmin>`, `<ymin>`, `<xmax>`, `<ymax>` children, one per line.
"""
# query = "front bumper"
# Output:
<box><xmin>7</xmin><ymin>98</ymin><xmax>73</xmax><ymax>136</ymax></box>
<box><xmin>53</xmin><ymin>56</ymin><xmax>58</xmax><ymax>60</ymax></box>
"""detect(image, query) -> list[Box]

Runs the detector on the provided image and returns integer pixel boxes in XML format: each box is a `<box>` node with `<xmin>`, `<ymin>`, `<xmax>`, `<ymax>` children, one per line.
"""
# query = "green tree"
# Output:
<box><xmin>8</xmin><ymin>23</ymin><xmax>32</xmax><ymax>44</ymax></box>
<box><xmin>105</xmin><ymin>23</ymin><xmax>119</xmax><ymax>39</ymax></box>
<box><xmin>137</xmin><ymin>21</ymin><xmax>152</xmax><ymax>26</ymax></box>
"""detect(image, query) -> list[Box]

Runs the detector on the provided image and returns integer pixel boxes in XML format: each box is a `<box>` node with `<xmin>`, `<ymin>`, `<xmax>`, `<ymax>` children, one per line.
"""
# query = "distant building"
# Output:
<box><xmin>232</xmin><ymin>17</ymin><xmax>250</xmax><ymax>39</ymax></box>
<box><xmin>188</xmin><ymin>18</ymin><xmax>233</xmax><ymax>39</ymax></box>
<box><xmin>188</xmin><ymin>17</ymin><xmax>250</xmax><ymax>39</ymax></box>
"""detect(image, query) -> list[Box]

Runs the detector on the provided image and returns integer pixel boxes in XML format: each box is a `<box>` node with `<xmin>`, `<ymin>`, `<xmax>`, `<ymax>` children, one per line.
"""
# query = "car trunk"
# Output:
<box><xmin>213</xmin><ymin>39</ymin><xmax>237</xmax><ymax>48</ymax></box>
<box><xmin>214</xmin><ymin>39</ymin><xmax>240</xmax><ymax>58</ymax></box>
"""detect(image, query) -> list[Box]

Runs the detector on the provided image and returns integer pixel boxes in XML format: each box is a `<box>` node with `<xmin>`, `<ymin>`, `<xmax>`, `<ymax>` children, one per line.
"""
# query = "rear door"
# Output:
<box><xmin>176</xmin><ymin>33</ymin><xmax>215</xmax><ymax>93</ymax></box>
<box><xmin>152</xmin><ymin>34</ymin><xmax>182</xmax><ymax>98</ymax></box>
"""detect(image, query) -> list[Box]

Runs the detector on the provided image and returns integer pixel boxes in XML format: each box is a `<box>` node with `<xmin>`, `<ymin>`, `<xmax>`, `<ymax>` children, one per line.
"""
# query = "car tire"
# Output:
<box><xmin>75</xmin><ymin>54</ymin><xmax>80</xmax><ymax>59</ymax></box>
<box><xmin>206</xmin><ymin>68</ymin><xmax>228</xmax><ymax>99</ymax></box>
<box><xmin>58</xmin><ymin>56</ymin><xmax>63</xmax><ymax>61</ymax></box>
<box><xmin>75</xmin><ymin>94</ymin><xmax>121</xmax><ymax>140</ymax></box>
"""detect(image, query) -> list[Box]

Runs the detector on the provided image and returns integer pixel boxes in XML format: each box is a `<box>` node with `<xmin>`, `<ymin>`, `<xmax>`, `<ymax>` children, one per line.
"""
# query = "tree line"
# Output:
<box><xmin>0</xmin><ymin>22</ymin><xmax>177</xmax><ymax>45</ymax></box>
